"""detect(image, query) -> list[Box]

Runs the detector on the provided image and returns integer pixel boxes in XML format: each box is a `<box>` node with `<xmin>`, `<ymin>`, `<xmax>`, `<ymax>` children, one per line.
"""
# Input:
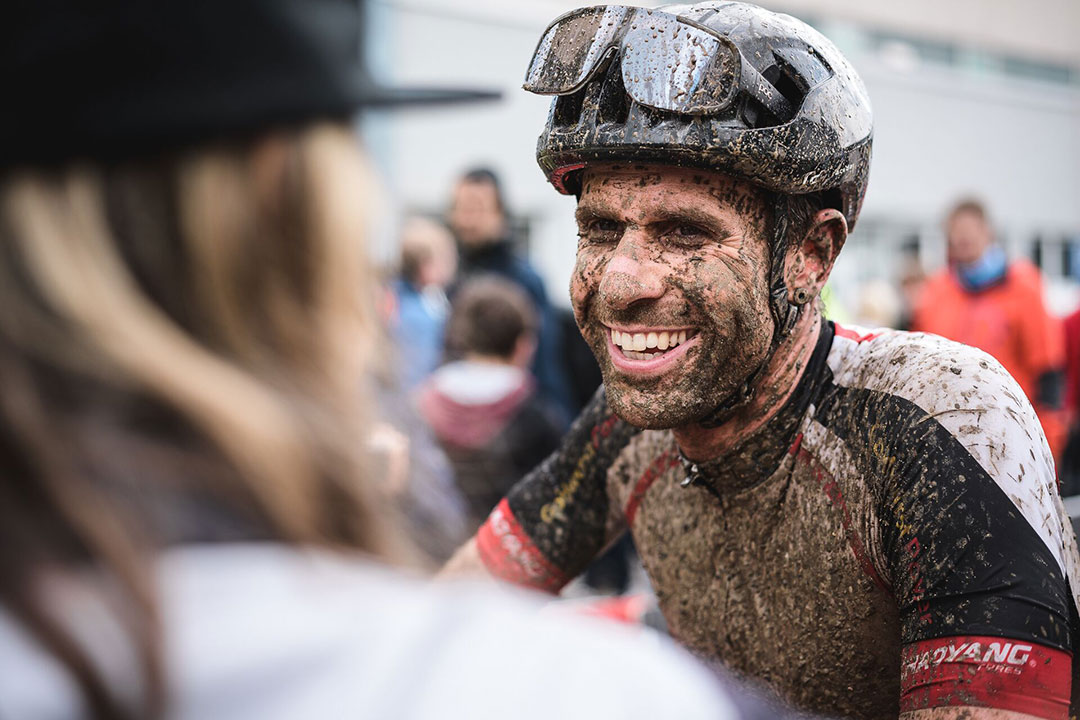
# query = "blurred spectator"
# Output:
<box><xmin>1061</xmin><ymin>309</ymin><xmax>1080</xmax><ymax>494</ymax></box>
<box><xmin>896</xmin><ymin>255</ymin><xmax>927</xmax><ymax>331</ymax></box>
<box><xmin>913</xmin><ymin>198</ymin><xmax>1065</xmax><ymax>459</ymax></box>
<box><xmin>390</xmin><ymin>217</ymin><xmax>457</xmax><ymax>389</ymax></box>
<box><xmin>374</xmin><ymin>377</ymin><xmax>469</xmax><ymax>566</ymax></box>
<box><xmin>559</xmin><ymin>308</ymin><xmax>604</xmax><ymax>415</ymax></box>
<box><xmin>448</xmin><ymin>167</ymin><xmax>573</xmax><ymax>425</ymax></box>
<box><xmin>818</xmin><ymin>281</ymin><xmax>851</xmax><ymax>323</ymax></box>
<box><xmin>419</xmin><ymin>278</ymin><xmax>563</xmax><ymax>532</ymax></box>
<box><xmin>852</xmin><ymin>278</ymin><xmax>901</xmax><ymax>329</ymax></box>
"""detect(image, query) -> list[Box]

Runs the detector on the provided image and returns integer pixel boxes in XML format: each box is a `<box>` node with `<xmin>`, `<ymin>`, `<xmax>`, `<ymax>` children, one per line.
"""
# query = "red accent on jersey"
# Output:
<box><xmin>625</xmin><ymin>451</ymin><xmax>681</xmax><ymax>525</ymax></box>
<box><xmin>833</xmin><ymin>324</ymin><xmax>882</xmax><ymax>344</ymax></box>
<box><xmin>476</xmin><ymin>499</ymin><xmax>568</xmax><ymax>593</ymax></box>
<box><xmin>801</xmin><ymin>447</ymin><xmax>890</xmax><ymax>592</ymax></box>
<box><xmin>900</xmin><ymin>635</ymin><xmax>1071</xmax><ymax>719</ymax></box>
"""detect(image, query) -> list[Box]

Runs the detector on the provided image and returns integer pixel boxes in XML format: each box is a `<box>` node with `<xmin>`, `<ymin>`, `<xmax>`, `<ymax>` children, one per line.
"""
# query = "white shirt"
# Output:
<box><xmin>0</xmin><ymin>545</ymin><xmax>737</xmax><ymax>720</ymax></box>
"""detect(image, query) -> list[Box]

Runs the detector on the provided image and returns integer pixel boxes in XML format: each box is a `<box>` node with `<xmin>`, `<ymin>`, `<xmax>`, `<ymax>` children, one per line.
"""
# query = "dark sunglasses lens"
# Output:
<box><xmin>524</xmin><ymin>6</ymin><xmax>630</xmax><ymax>93</ymax></box>
<box><xmin>621</xmin><ymin>21</ymin><xmax>740</xmax><ymax>114</ymax></box>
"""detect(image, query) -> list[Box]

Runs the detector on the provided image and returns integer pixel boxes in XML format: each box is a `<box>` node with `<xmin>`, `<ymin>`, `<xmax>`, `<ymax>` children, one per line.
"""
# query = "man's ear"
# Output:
<box><xmin>783</xmin><ymin>209</ymin><xmax>848</xmax><ymax>303</ymax></box>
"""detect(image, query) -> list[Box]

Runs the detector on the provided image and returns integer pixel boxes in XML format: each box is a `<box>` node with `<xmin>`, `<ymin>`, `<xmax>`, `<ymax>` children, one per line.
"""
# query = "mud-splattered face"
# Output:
<box><xmin>572</xmin><ymin>165</ymin><xmax>774</xmax><ymax>428</ymax></box>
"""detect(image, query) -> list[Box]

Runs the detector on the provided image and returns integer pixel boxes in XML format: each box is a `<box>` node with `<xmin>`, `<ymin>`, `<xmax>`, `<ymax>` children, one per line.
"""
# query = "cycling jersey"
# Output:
<box><xmin>477</xmin><ymin>320</ymin><xmax>1080</xmax><ymax>719</ymax></box>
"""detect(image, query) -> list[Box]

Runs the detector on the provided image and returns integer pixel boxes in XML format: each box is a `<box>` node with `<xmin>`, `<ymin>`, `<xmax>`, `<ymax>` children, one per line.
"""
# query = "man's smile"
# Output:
<box><xmin>605</xmin><ymin>324</ymin><xmax>701</xmax><ymax>374</ymax></box>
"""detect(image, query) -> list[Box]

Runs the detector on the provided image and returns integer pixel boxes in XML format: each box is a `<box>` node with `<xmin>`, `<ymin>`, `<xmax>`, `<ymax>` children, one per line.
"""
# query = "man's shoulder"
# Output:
<box><xmin>824</xmin><ymin>323</ymin><xmax>1056</xmax><ymax>518</ymax></box>
<box><xmin>824</xmin><ymin>323</ymin><xmax>1048</xmax><ymax>456</ymax></box>
<box><xmin>823</xmin><ymin>324</ymin><xmax>1066</xmax><ymax>566</ymax></box>
<box><xmin>827</xmin><ymin>323</ymin><xmax>1018</xmax><ymax>408</ymax></box>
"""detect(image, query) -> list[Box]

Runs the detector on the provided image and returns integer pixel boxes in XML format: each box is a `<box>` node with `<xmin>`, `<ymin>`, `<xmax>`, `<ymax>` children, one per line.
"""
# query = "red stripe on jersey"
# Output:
<box><xmin>900</xmin><ymin>635</ymin><xmax>1071</xmax><ymax>719</ymax></box>
<box><xmin>476</xmin><ymin>498</ymin><xmax>568</xmax><ymax>594</ymax></box>
<box><xmin>625</xmin><ymin>450</ymin><xmax>681</xmax><ymax>525</ymax></box>
<box><xmin>800</xmin><ymin>448</ymin><xmax>890</xmax><ymax>592</ymax></box>
<box><xmin>833</xmin><ymin>323</ymin><xmax>882</xmax><ymax>343</ymax></box>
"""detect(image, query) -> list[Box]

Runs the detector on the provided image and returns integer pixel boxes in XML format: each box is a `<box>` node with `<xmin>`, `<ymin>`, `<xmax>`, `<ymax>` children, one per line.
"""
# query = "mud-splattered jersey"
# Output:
<box><xmin>476</xmin><ymin>321</ymin><xmax>1080</xmax><ymax>719</ymax></box>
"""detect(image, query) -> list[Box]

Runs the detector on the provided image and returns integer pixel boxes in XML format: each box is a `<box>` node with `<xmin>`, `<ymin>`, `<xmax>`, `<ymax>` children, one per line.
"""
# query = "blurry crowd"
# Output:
<box><xmin>833</xmin><ymin>197</ymin><xmax>1080</xmax><ymax>495</ymax></box>
<box><xmin>373</xmin><ymin>167</ymin><xmax>642</xmax><ymax>586</ymax></box>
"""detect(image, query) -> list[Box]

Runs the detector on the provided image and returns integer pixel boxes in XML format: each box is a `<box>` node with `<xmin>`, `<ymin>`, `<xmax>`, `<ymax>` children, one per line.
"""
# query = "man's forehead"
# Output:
<box><xmin>581</xmin><ymin>163</ymin><xmax>740</xmax><ymax>188</ymax></box>
<box><xmin>577</xmin><ymin>163</ymin><xmax>767</xmax><ymax>221</ymax></box>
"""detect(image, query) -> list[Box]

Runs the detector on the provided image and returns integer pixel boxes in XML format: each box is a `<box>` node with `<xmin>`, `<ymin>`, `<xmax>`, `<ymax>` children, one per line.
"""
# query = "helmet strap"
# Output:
<box><xmin>697</xmin><ymin>195</ymin><xmax>801</xmax><ymax>428</ymax></box>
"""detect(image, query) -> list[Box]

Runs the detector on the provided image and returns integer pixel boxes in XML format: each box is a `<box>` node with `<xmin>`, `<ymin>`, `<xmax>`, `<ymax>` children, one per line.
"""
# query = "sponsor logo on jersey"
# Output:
<box><xmin>900</xmin><ymin>635</ymin><xmax>1069</xmax><ymax>718</ymax></box>
<box><xmin>478</xmin><ymin>499</ymin><xmax>568</xmax><ymax>593</ymax></box>
<box><xmin>488</xmin><ymin>504</ymin><xmax>548</xmax><ymax>580</ymax></box>
<box><xmin>902</xmin><ymin>638</ymin><xmax>1034</xmax><ymax>679</ymax></box>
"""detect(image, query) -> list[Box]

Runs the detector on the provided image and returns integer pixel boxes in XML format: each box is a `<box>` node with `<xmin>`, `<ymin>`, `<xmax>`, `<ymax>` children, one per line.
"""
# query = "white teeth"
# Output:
<box><xmin>609</xmin><ymin>328</ymin><xmax>695</xmax><ymax>359</ymax></box>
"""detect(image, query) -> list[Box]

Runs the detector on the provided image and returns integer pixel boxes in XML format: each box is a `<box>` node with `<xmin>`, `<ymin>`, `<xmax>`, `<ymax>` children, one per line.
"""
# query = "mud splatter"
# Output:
<box><xmin>572</xmin><ymin>164</ymin><xmax>773</xmax><ymax>429</ymax></box>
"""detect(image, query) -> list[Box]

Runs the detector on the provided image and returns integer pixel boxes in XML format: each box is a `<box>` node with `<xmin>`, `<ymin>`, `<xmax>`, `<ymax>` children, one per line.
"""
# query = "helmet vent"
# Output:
<box><xmin>596</xmin><ymin>63</ymin><xmax>629</xmax><ymax>125</ymax></box>
<box><xmin>739</xmin><ymin>61</ymin><xmax>805</xmax><ymax>129</ymax></box>
<box><xmin>771</xmin><ymin>58</ymin><xmax>809</xmax><ymax>110</ymax></box>
<box><xmin>553</xmin><ymin>89</ymin><xmax>586</xmax><ymax>128</ymax></box>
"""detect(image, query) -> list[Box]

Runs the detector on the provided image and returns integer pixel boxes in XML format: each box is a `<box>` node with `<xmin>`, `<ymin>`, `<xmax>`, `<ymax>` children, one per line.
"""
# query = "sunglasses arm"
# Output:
<box><xmin>738</xmin><ymin>58</ymin><xmax>794</xmax><ymax>122</ymax></box>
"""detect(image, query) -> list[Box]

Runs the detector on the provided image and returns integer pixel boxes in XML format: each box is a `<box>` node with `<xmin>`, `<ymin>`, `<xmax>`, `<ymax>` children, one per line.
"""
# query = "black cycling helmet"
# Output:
<box><xmin>523</xmin><ymin>2</ymin><xmax>873</xmax><ymax>423</ymax></box>
<box><xmin>525</xmin><ymin>1</ymin><xmax>872</xmax><ymax>229</ymax></box>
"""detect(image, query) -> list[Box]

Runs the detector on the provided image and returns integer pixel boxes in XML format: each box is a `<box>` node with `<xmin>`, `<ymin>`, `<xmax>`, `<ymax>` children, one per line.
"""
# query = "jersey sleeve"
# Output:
<box><xmin>476</xmin><ymin>385</ymin><xmax>639</xmax><ymax>593</ymax></box>
<box><xmin>871</xmin><ymin>343</ymin><xmax>1075</xmax><ymax>718</ymax></box>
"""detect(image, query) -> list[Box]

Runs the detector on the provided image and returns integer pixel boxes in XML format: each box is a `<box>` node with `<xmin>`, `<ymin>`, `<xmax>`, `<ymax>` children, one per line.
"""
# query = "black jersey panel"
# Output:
<box><xmin>504</xmin><ymin>385</ymin><xmax>640</xmax><ymax>576</ymax></box>
<box><xmin>816</xmin><ymin>380</ymin><xmax>1073</xmax><ymax>652</ymax></box>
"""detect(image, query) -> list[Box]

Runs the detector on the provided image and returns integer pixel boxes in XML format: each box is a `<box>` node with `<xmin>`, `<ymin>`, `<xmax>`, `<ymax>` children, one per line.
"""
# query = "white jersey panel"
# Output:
<box><xmin>826</xmin><ymin>325</ymin><xmax>1080</xmax><ymax>602</ymax></box>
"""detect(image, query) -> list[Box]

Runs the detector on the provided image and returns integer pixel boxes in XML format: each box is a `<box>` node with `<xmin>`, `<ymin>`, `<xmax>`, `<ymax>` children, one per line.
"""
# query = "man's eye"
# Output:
<box><xmin>577</xmin><ymin>219</ymin><xmax>622</xmax><ymax>245</ymax></box>
<box><xmin>662</xmin><ymin>223</ymin><xmax>710</xmax><ymax>247</ymax></box>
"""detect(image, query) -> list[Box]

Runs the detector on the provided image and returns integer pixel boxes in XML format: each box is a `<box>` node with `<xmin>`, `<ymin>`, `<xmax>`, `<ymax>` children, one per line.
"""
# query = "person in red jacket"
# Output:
<box><xmin>1061</xmin><ymin>308</ymin><xmax>1080</xmax><ymax>494</ymax></box>
<box><xmin>913</xmin><ymin>198</ymin><xmax>1065</xmax><ymax>460</ymax></box>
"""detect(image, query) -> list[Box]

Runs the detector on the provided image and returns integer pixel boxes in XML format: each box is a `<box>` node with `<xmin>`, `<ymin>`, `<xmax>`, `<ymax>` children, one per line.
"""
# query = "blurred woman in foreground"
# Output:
<box><xmin>0</xmin><ymin>1</ymin><xmax>742</xmax><ymax>719</ymax></box>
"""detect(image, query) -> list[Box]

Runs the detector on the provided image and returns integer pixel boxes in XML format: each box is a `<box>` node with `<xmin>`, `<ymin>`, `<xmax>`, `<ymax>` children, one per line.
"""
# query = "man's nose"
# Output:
<box><xmin>598</xmin><ymin>234</ymin><xmax>666</xmax><ymax>310</ymax></box>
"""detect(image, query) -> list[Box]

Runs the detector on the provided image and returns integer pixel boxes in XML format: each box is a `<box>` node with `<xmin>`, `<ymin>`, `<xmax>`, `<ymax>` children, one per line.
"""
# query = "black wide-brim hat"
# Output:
<box><xmin>2</xmin><ymin>0</ymin><xmax>499</xmax><ymax>167</ymax></box>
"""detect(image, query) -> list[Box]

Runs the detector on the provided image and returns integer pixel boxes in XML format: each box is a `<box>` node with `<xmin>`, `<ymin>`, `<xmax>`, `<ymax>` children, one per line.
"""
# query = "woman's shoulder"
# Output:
<box><xmin>1</xmin><ymin>545</ymin><xmax>737</xmax><ymax>720</ymax></box>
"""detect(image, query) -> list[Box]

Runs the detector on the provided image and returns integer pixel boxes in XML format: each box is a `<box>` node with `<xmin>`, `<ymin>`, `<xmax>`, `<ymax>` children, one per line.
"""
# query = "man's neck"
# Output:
<box><xmin>673</xmin><ymin>311</ymin><xmax>823</xmax><ymax>462</ymax></box>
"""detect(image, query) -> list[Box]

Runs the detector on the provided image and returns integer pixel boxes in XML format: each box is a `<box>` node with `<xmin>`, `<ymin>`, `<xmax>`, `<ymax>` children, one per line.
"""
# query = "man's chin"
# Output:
<box><xmin>602</xmin><ymin>383</ymin><xmax>714</xmax><ymax>430</ymax></box>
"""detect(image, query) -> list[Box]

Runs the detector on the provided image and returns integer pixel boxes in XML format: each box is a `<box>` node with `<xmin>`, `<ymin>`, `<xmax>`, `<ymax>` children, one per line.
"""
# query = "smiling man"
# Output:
<box><xmin>444</xmin><ymin>3</ymin><xmax>1080</xmax><ymax>719</ymax></box>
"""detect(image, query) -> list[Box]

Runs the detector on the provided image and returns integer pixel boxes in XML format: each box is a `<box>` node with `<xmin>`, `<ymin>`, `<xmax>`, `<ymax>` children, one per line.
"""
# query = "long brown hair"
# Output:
<box><xmin>0</xmin><ymin>124</ymin><xmax>406</xmax><ymax>717</ymax></box>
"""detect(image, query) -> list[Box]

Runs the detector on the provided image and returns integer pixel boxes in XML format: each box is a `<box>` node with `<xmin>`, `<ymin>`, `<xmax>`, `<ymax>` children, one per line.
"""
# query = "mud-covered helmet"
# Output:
<box><xmin>524</xmin><ymin>1</ymin><xmax>872</xmax><ymax>230</ymax></box>
<box><xmin>523</xmin><ymin>2</ymin><xmax>873</xmax><ymax>423</ymax></box>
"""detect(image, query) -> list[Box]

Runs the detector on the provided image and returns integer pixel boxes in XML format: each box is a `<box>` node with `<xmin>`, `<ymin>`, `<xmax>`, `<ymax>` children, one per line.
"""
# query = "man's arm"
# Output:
<box><xmin>872</xmin><ymin>348</ymin><xmax>1075</xmax><ymax>719</ymax></box>
<box><xmin>903</xmin><ymin>709</ymin><xmax>1052</xmax><ymax>720</ymax></box>
<box><xmin>440</xmin><ymin>537</ymin><xmax>485</xmax><ymax>578</ymax></box>
<box><xmin>440</xmin><ymin>386</ymin><xmax>639</xmax><ymax>593</ymax></box>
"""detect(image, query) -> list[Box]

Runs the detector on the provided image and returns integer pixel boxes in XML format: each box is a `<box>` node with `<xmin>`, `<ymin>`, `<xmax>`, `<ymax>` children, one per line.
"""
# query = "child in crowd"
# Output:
<box><xmin>420</xmin><ymin>277</ymin><xmax>563</xmax><ymax>531</ymax></box>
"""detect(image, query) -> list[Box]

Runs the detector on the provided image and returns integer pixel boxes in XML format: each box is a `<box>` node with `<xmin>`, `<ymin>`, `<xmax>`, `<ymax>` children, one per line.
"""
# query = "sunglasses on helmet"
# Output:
<box><xmin>524</xmin><ymin>5</ymin><xmax>793</xmax><ymax>121</ymax></box>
